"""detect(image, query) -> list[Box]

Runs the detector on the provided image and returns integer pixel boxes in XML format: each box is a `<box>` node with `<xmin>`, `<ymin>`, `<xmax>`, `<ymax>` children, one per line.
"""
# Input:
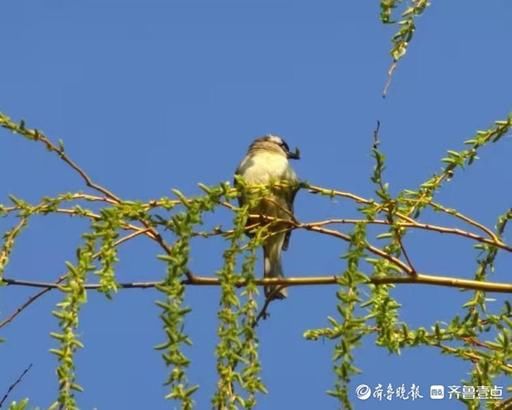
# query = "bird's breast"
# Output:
<box><xmin>238</xmin><ymin>152</ymin><xmax>293</xmax><ymax>184</ymax></box>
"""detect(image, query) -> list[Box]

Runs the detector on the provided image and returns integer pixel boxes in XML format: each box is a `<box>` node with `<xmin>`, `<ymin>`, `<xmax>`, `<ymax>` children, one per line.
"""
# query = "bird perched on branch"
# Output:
<box><xmin>235</xmin><ymin>135</ymin><xmax>300</xmax><ymax>300</ymax></box>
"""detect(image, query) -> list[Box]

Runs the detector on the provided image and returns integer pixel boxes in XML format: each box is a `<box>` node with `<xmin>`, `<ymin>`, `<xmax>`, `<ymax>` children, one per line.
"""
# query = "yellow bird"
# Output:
<box><xmin>235</xmin><ymin>135</ymin><xmax>300</xmax><ymax>300</ymax></box>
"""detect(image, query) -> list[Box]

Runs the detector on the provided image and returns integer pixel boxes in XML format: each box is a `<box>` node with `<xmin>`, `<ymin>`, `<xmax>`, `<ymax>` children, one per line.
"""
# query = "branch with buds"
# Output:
<box><xmin>1</xmin><ymin>112</ymin><xmax>512</xmax><ymax>410</ymax></box>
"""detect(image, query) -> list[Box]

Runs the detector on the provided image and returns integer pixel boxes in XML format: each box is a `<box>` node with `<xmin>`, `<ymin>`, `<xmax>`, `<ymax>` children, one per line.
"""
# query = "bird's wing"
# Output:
<box><xmin>233</xmin><ymin>163</ymin><xmax>245</xmax><ymax>208</ymax></box>
<box><xmin>234</xmin><ymin>162</ymin><xmax>257</xmax><ymax>238</ymax></box>
<box><xmin>282</xmin><ymin>180</ymin><xmax>299</xmax><ymax>251</ymax></box>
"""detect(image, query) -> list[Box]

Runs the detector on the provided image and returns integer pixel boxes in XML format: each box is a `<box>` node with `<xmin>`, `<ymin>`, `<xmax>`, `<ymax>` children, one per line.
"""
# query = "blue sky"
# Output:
<box><xmin>1</xmin><ymin>1</ymin><xmax>511</xmax><ymax>409</ymax></box>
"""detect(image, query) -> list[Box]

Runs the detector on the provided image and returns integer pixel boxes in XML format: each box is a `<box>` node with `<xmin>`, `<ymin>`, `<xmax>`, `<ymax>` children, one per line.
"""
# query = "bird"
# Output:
<box><xmin>235</xmin><ymin>134</ymin><xmax>300</xmax><ymax>300</ymax></box>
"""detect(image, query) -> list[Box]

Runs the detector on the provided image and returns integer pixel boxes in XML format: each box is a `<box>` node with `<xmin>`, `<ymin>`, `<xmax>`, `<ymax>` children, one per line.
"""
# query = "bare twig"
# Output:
<box><xmin>301</xmin><ymin>224</ymin><xmax>415</xmax><ymax>275</ymax></box>
<box><xmin>427</xmin><ymin>200</ymin><xmax>502</xmax><ymax>243</ymax></box>
<box><xmin>306</xmin><ymin>184</ymin><xmax>373</xmax><ymax>206</ymax></box>
<box><xmin>0</xmin><ymin>363</ymin><xmax>33</xmax><ymax>408</ymax></box>
<box><xmin>30</xmin><ymin>131</ymin><xmax>121</xmax><ymax>203</ymax></box>
<box><xmin>304</xmin><ymin>218</ymin><xmax>512</xmax><ymax>252</ymax></box>
<box><xmin>0</xmin><ymin>229</ymin><xmax>150</xmax><ymax>330</ymax></box>
<box><xmin>307</xmin><ymin>183</ymin><xmax>502</xmax><ymax>247</ymax></box>
<box><xmin>395</xmin><ymin>234</ymin><xmax>417</xmax><ymax>276</ymax></box>
<box><xmin>0</xmin><ymin>286</ymin><xmax>54</xmax><ymax>330</ymax></box>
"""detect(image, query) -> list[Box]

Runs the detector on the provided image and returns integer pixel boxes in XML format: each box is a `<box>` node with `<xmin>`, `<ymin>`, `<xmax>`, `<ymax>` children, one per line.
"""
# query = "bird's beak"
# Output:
<box><xmin>287</xmin><ymin>147</ymin><xmax>301</xmax><ymax>160</ymax></box>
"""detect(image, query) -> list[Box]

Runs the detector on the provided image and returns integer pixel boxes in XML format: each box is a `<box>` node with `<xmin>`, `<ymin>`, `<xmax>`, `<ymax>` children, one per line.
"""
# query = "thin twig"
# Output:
<box><xmin>306</xmin><ymin>184</ymin><xmax>373</xmax><ymax>205</ymax></box>
<box><xmin>396</xmin><ymin>234</ymin><xmax>417</xmax><ymax>276</ymax></box>
<box><xmin>298</xmin><ymin>183</ymin><xmax>489</xmax><ymax>243</ymax></box>
<box><xmin>1</xmin><ymin>193</ymin><xmax>110</xmax><ymax>214</ymax></box>
<box><xmin>8</xmin><ymin>201</ymin><xmax>509</xmax><ymax>252</ymax></box>
<box><xmin>0</xmin><ymin>229</ymin><xmax>150</xmax><ymax>330</ymax></box>
<box><xmin>301</xmin><ymin>224</ymin><xmax>415</xmax><ymax>275</ymax></box>
<box><xmin>159</xmin><ymin>216</ymin><xmax>512</xmax><ymax>253</ymax></box>
<box><xmin>3</xmin><ymin>118</ymin><xmax>187</xmax><ymax>282</ymax></box>
<box><xmin>31</xmin><ymin>131</ymin><xmax>121</xmax><ymax>203</ymax></box>
<box><xmin>428</xmin><ymin>200</ymin><xmax>501</xmax><ymax>243</ymax></box>
<box><xmin>0</xmin><ymin>286</ymin><xmax>54</xmax><ymax>330</ymax></box>
<box><xmin>0</xmin><ymin>363</ymin><xmax>33</xmax><ymax>408</ymax></box>
<box><xmin>305</xmin><ymin>218</ymin><xmax>512</xmax><ymax>252</ymax></box>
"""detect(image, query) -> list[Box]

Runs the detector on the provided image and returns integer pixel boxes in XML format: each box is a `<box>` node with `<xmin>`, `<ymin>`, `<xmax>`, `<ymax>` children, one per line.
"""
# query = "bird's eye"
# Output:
<box><xmin>280</xmin><ymin>140</ymin><xmax>290</xmax><ymax>152</ymax></box>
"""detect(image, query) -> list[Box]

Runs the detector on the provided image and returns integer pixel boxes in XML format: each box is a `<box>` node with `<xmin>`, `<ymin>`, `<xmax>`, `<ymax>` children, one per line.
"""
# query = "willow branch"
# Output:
<box><xmin>306</xmin><ymin>184</ymin><xmax>373</xmax><ymax>205</ymax></box>
<box><xmin>4</xmin><ymin>272</ymin><xmax>512</xmax><ymax>293</ymax></box>
<box><xmin>157</xmin><ymin>215</ymin><xmax>512</xmax><ymax>254</ymax></box>
<box><xmin>0</xmin><ymin>286</ymin><xmax>54</xmax><ymax>330</ymax></box>
<box><xmin>396</xmin><ymin>234</ymin><xmax>417</xmax><ymax>275</ymax></box>
<box><xmin>8</xmin><ymin>202</ymin><xmax>507</xmax><ymax>253</ymax></box>
<box><xmin>427</xmin><ymin>200</ymin><xmax>501</xmax><ymax>243</ymax></box>
<box><xmin>29</xmin><ymin>129</ymin><xmax>121</xmax><ymax>203</ymax></box>
<box><xmin>301</xmin><ymin>224</ymin><xmax>415</xmax><ymax>275</ymax></box>
<box><xmin>1</xmin><ymin>193</ymin><xmax>111</xmax><ymax>214</ymax></box>
<box><xmin>0</xmin><ymin>217</ymin><xmax>28</xmax><ymax>270</ymax></box>
<box><xmin>0</xmin><ymin>363</ymin><xmax>33</xmax><ymax>408</ymax></box>
<box><xmin>0</xmin><ymin>229</ymin><xmax>150</xmax><ymax>330</ymax></box>
<box><xmin>439</xmin><ymin>344</ymin><xmax>512</xmax><ymax>374</ymax></box>
<box><xmin>1</xmin><ymin>117</ymin><xmax>192</xmax><ymax>281</ymax></box>
<box><xmin>306</xmin><ymin>184</ymin><xmax>502</xmax><ymax>247</ymax></box>
<box><xmin>305</xmin><ymin>218</ymin><xmax>512</xmax><ymax>252</ymax></box>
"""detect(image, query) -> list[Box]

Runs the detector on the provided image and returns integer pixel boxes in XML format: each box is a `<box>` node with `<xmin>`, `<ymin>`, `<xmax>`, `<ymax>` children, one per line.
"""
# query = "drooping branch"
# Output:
<box><xmin>2</xmin><ymin>111</ymin><xmax>512</xmax><ymax>410</ymax></box>
<box><xmin>0</xmin><ymin>229</ymin><xmax>150</xmax><ymax>330</ymax></box>
<box><xmin>2</xmin><ymin>190</ymin><xmax>512</xmax><ymax>331</ymax></box>
<box><xmin>0</xmin><ymin>114</ymin><xmax>198</xmax><ymax>282</ymax></box>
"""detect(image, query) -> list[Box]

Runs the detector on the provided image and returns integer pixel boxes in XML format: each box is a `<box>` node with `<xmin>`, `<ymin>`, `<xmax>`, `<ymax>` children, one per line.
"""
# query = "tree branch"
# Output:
<box><xmin>0</xmin><ymin>363</ymin><xmax>33</xmax><ymax>408</ymax></box>
<box><xmin>427</xmin><ymin>200</ymin><xmax>502</xmax><ymax>243</ymax></box>
<box><xmin>0</xmin><ymin>115</ymin><xmax>195</xmax><ymax>283</ymax></box>
<box><xmin>4</xmin><ymin>272</ymin><xmax>512</xmax><ymax>293</ymax></box>
<box><xmin>301</xmin><ymin>224</ymin><xmax>415</xmax><ymax>275</ymax></box>
<box><xmin>29</xmin><ymin>129</ymin><xmax>120</xmax><ymax>204</ymax></box>
<box><xmin>0</xmin><ymin>229</ymin><xmax>150</xmax><ymax>330</ymax></box>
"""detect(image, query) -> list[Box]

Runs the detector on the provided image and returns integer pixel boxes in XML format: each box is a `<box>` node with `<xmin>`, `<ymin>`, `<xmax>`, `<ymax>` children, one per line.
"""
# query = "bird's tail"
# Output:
<box><xmin>263</xmin><ymin>233</ymin><xmax>287</xmax><ymax>300</ymax></box>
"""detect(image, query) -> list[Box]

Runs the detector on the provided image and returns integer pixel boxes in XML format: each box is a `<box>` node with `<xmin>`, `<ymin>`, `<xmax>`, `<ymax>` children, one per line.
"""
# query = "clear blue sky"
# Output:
<box><xmin>1</xmin><ymin>1</ymin><xmax>511</xmax><ymax>409</ymax></box>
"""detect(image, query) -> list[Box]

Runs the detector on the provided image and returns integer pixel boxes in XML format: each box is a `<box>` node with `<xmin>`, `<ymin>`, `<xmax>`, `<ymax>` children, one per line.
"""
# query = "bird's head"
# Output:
<box><xmin>249</xmin><ymin>134</ymin><xmax>301</xmax><ymax>160</ymax></box>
